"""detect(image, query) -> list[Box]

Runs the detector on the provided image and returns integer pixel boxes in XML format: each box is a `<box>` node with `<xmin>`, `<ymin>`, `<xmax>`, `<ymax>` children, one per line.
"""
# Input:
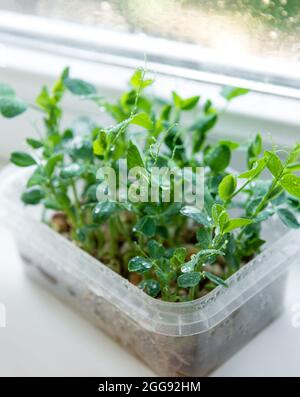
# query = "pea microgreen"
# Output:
<box><xmin>2</xmin><ymin>67</ymin><xmax>299</xmax><ymax>302</ymax></box>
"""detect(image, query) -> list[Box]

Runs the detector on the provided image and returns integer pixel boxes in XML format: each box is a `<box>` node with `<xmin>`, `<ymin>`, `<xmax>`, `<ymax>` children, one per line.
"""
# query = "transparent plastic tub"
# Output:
<box><xmin>0</xmin><ymin>166</ymin><xmax>299</xmax><ymax>376</ymax></box>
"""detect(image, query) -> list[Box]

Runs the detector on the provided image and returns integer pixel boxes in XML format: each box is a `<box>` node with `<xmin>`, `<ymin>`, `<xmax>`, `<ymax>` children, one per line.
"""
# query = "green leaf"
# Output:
<box><xmin>10</xmin><ymin>152</ymin><xmax>36</xmax><ymax>167</ymax></box>
<box><xmin>139</xmin><ymin>279</ymin><xmax>161</xmax><ymax>297</ymax></box>
<box><xmin>177</xmin><ymin>272</ymin><xmax>201</xmax><ymax>288</ymax></box>
<box><xmin>180</xmin><ymin>96</ymin><xmax>200</xmax><ymax>111</ymax></box>
<box><xmin>268</xmin><ymin>186</ymin><xmax>283</xmax><ymax>201</ymax></box>
<box><xmin>172</xmin><ymin>92</ymin><xmax>200</xmax><ymax>111</ymax></box>
<box><xmin>218</xmin><ymin>211</ymin><xmax>230</xmax><ymax>232</ymax></box>
<box><xmin>0</xmin><ymin>83</ymin><xmax>15</xmax><ymax>97</ymax></box>
<box><xmin>170</xmin><ymin>247</ymin><xmax>187</xmax><ymax>269</ymax></box>
<box><xmin>221</xmin><ymin>86</ymin><xmax>249</xmax><ymax>101</ymax></box>
<box><xmin>27</xmin><ymin>168</ymin><xmax>46</xmax><ymax>187</ymax></box>
<box><xmin>127</xmin><ymin>141</ymin><xmax>145</xmax><ymax>169</ymax></box>
<box><xmin>191</xmin><ymin>113</ymin><xmax>218</xmax><ymax>152</ymax></box>
<box><xmin>180</xmin><ymin>258</ymin><xmax>196</xmax><ymax>274</ymax></box>
<box><xmin>204</xmin><ymin>144</ymin><xmax>231</xmax><ymax>172</ymax></box>
<box><xmin>121</xmin><ymin>90</ymin><xmax>136</xmax><ymax>110</ymax></box>
<box><xmin>0</xmin><ymin>83</ymin><xmax>27</xmax><ymax>118</ymax></box>
<box><xmin>26</xmin><ymin>138</ymin><xmax>43</xmax><ymax>149</ymax></box>
<box><xmin>172</xmin><ymin>91</ymin><xmax>182</xmax><ymax>108</ymax></box>
<box><xmin>197</xmin><ymin>228</ymin><xmax>212</xmax><ymax>248</ymax></box>
<box><xmin>204</xmin><ymin>271</ymin><xmax>228</xmax><ymax>287</ymax></box>
<box><xmin>277</xmin><ymin>208</ymin><xmax>300</xmax><ymax>229</ymax></box>
<box><xmin>204</xmin><ymin>99</ymin><xmax>215</xmax><ymax>114</ymax></box>
<box><xmin>148</xmin><ymin>240</ymin><xmax>164</xmax><ymax>259</ymax></box>
<box><xmin>280</xmin><ymin>174</ymin><xmax>300</xmax><ymax>198</ymax></box>
<box><xmin>93</xmin><ymin>201</ymin><xmax>118</xmax><ymax>224</ymax></box>
<box><xmin>52</xmin><ymin>67</ymin><xmax>69</xmax><ymax>101</ymax></box>
<box><xmin>287</xmin><ymin>197</ymin><xmax>300</xmax><ymax>212</ymax></box>
<box><xmin>265</xmin><ymin>151</ymin><xmax>283</xmax><ymax>178</ymax></box>
<box><xmin>254</xmin><ymin>209</ymin><xmax>274</xmax><ymax>223</ymax></box>
<box><xmin>218</xmin><ymin>140</ymin><xmax>240</xmax><ymax>150</ymax></box>
<box><xmin>181</xmin><ymin>249</ymin><xmax>224</xmax><ymax>273</ymax></box>
<box><xmin>180</xmin><ymin>206</ymin><xmax>212</xmax><ymax>227</ymax></box>
<box><xmin>43</xmin><ymin>197</ymin><xmax>61</xmax><ymax>211</ymax></box>
<box><xmin>204</xmin><ymin>189</ymin><xmax>215</xmax><ymax>214</ymax></box>
<box><xmin>55</xmin><ymin>190</ymin><xmax>71</xmax><ymax>208</ymax></box>
<box><xmin>45</xmin><ymin>134</ymin><xmax>61</xmax><ymax>151</ymax></box>
<box><xmin>130</xmin><ymin>112</ymin><xmax>153</xmax><ymax>130</ymax></box>
<box><xmin>128</xmin><ymin>256</ymin><xmax>153</xmax><ymax>274</ymax></box>
<box><xmin>36</xmin><ymin>86</ymin><xmax>51</xmax><ymax>110</ymax></box>
<box><xmin>287</xmin><ymin>162</ymin><xmax>300</xmax><ymax>172</ymax></box>
<box><xmin>160</xmin><ymin>104</ymin><xmax>172</xmax><ymax>121</ymax></box>
<box><xmin>21</xmin><ymin>186</ymin><xmax>45</xmax><ymax>205</ymax></box>
<box><xmin>133</xmin><ymin>216</ymin><xmax>156</xmax><ymax>237</ymax></box>
<box><xmin>225</xmin><ymin>234</ymin><xmax>240</xmax><ymax>271</ymax></box>
<box><xmin>83</xmin><ymin>184</ymin><xmax>98</xmax><ymax>203</ymax></box>
<box><xmin>0</xmin><ymin>97</ymin><xmax>27</xmax><ymax>118</ymax></box>
<box><xmin>211</xmin><ymin>204</ymin><xmax>226</xmax><ymax>226</ymax></box>
<box><xmin>271</xmin><ymin>191</ymin><xmax>286</xmax><ymax>207</ymax></box>
<box><xmin>192</xmin><ymin>113</ymin><xmax>218</xmax><ymax>133</ymax></box>
<box><xmin>155</xmin><ymin>261</ymin><xmax>176</xmax><ymax>284</ymax></box>
<box><xmin>105</xmin><ymin>118</ymin><xmax>131</xmax><ymax>138</ymax></box>
<box><xmin>173</xmin><ymin>247</ymin><xmax>187</xmax><ymax>262</ymax></box>
<box><xmin>60</xmin><ymin>163</ymin><xmax>85</xmax><ymax>179</ymax></box>
<box><xmin>212</xmin><ymin>204</ymin><xmax>229</xmax><ymax>233</ymax></box>
<box><xmin>218</xmin><ymin>174</ymin><xmax>237</xmax><ymax>202</ymax></box>
<box><xmin>93</xmin><ymin>130</ymin><xmax>107</xmax><ymax>156</ymax></box>
<box><xmin>44</xmin><ymin>154</ymin><xmax>63</xmax><ymax>178</ymax></box>
<box><xmin>242</xmin><ymin>234</ymin><xmax>266</xmax><ymax>256</ymax></box>
<box><xmin>250</xmin><ymin>134</ymin><xmax>263</xmax><ymax>157</ymax></box>
<box><xmin>239</xmin><ymin>158</ymin><xmax>266</xmax><ymax>179</ymax></box>
<box><xmin>286</xmin><ymin>143</ymin><xmax>300</xmax><ymax>165</ymax></box>
<box><xmin>64</xmin><ymin>77</ymin><xmax>96</xmax><ymax>96</ymax></box>
<box><xmin>248</xmin><ymin>134</ymin><xmax>263</xmax><ymax>168</ymax></box>
<box><xmin>223</xmin><ymin>218</ymin><xmax>252</xmax><ymax>233</ymax></box>
<box><xmin>130</xmin><ymin>69</ymin><xmax>153</xmax><ymax>90</ymax></box>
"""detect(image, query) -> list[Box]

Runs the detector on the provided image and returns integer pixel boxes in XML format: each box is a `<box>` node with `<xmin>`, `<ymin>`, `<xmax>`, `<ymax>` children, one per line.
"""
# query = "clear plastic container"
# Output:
<box><xmin>1</xmin><ymin>166</ymin><xmax>299</xmax><ymax>376</ymax></box>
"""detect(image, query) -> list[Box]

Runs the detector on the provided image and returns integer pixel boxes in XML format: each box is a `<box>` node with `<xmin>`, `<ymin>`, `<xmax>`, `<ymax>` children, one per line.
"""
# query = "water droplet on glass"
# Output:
<box><xmin>269</xmin><ymin>31</ymin><xmax>278</xmax><ymax>39</ymax></box>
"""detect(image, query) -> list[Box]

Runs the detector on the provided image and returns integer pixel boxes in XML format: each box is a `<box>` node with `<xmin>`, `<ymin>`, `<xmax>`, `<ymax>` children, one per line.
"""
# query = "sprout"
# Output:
<box><xmin>3</xmin><ymin>67</ymin><xmax>300</xmax><ymax>301</ymax></box>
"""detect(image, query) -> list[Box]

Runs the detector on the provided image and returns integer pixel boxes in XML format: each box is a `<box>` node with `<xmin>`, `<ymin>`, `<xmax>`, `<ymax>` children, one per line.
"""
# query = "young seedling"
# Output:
<box><xmin>1</xmin><ymin>67</ymin><xmax>300</xmax><ymax>301</ymax></box>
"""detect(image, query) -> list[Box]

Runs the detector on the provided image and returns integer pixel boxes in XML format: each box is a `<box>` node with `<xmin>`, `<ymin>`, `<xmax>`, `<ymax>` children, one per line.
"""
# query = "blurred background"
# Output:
<box><xmin>1</xmin><ymin>0</ymin><xmax>300</xmax><ymax>168</ymax></box>
<box><xmin>1</xmin><ymin>0</ymin><xmax>300</xmax><ymax>61</ymax></box>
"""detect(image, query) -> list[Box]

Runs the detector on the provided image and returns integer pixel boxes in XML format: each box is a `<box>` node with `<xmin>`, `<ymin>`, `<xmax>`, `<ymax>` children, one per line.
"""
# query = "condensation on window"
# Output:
<box><xmin>0</xmin><ymin>0</ymin><xmax>300</xmax><ymax>61</ymax></box>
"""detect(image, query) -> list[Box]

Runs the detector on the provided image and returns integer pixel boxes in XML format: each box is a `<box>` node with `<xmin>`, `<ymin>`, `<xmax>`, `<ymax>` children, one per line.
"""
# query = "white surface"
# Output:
<box><xmin>0</xmin><ymin>225</ymin><xmax>300</xmax><ymax>377</ymax></box>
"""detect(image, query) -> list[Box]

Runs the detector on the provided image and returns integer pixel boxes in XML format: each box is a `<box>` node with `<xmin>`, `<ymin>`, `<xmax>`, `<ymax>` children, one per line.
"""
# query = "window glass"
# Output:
<box><xmin>0</xmin><ymin>0</ymin><xmax>299</xmax><ymax>62</ymax></box>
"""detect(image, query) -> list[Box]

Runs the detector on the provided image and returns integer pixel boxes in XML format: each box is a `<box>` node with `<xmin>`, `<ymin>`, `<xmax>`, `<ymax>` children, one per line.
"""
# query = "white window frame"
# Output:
<box><xmin>1</xmin><ymin>10</ymin><xmax>300</xmax><ymax>99</ymax></box>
